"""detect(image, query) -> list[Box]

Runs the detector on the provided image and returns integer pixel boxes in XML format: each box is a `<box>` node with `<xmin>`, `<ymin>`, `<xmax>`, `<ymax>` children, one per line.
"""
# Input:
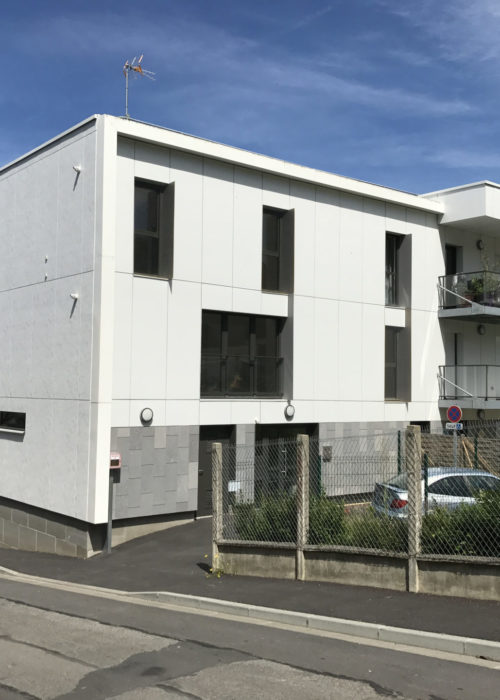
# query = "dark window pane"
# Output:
<box><xmin>134</xmin><ymin>233</ymin><xmax>159</xmax><ymax>276</ymax></box>
<box><xmin>202</xmin><ymin>312</ymin><xmax>222</xmax><ymax>354</ymax></box>
<box><xmin>0</xmin><ymin>411</ymin><xmax>26</xmax><ymax>431</ymax></box>
<box><xmin>262</xmin><ymin>254</ymin><xmax>279</xmax><ymax>291</ymax></box>
<box><xmin>200</xmin><ymin>356</ymin><xmax>223</xmax><ymax>395</ymax></box>
<box><xmin>385</xmin><ymin>327</ymin><xmax>398</xmax><ymax>399</ymax></box>
<box><xmin>256</xmin><ymin>317</ymin><xmax>277</xmax><ymax>356</ymax></box>
<box><xmin>386</xmin><ymin>234</ymin><xmax>399</xmax><ymax>305</ymax></box>
<box><xmin>263</xmin><ymin>212</ymin><xmax>279</xmax><ymax>253</ymax></box>
<box><xmin>135</xmin><ymin>186</ymin><xmax>159</xmax><ymax>233</ymax></box>
<box><xmin>227</xmin><ymin>315</ymin><xmax>250</xmax><ymax>355</ymax></box>
<box><xmin>226</xmin><ymin>357</ymin><xmax>251</xmax><ymax>394</ymax></box>
<box><xmin>255</xmin><ymin>357</ymin><xmax>278</xmax><ymax>394</ymax></box>
<box><xmin>429</xmin><ymin>476</ymin><xmax>471</xmax><ymax>497</ymax></box>
<box><xmin>468</xmin><ymin>475</ymin><xmax>500</xmax><ymax>492</ymax></box>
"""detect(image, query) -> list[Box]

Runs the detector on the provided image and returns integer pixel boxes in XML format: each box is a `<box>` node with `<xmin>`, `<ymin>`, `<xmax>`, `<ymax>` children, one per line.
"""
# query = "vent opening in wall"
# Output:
<box><xmin>0</xmin><ymin>411</ymin><xmax>26</xmax><ymax>433</ymax></box>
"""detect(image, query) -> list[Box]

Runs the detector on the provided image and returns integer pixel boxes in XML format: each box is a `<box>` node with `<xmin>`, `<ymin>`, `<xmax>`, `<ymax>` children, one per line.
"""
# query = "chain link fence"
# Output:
<box><xmin>213</xmin><ymin>422</ymin><xmax>500</xmax><ymax>562</ymax></box>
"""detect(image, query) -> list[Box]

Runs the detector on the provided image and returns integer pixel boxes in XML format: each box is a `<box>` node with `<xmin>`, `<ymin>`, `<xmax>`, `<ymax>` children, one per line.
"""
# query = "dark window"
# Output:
<box><xmin>467</xmin><ymin>474</ymin><xmax>500</xmax><ymax>493</ymax></box>
<box><xmin>0</xmin><ymin>411</ymin><xmax>26</xmax><ymax>432</ymax></box>
<box><xmin>385</xmin><ymin>233</ymin><xmax>402</xmax><ymax>305</ymax></box>
<box><xmin>134</xmin><ymin>179</ymin><xmax>174</xmax><ymax>278</ymax></box>
<box><xmin>262</xmin><ymin>207</ymin><xmax>294</xmax><ymax>293</ymax></box>
<box><xmin>428</xmin><ymin>476</ymin><xmax>471</xmax><ymax>498</ymax></box>
<box><xmin>385</xmin><ymin>327</ymin><xmax>399</xmax><ymax>399</ymax></box>
<box><xmin>201</xmin><ymin>311</ymin><xmax>283</xmax><ymax>397</ymax></box>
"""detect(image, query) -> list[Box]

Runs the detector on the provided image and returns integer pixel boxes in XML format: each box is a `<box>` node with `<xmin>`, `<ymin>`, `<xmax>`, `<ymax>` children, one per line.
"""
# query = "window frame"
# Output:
<box><xmin>201</xmin><ymin>311</ymin><xmax>284</xmax><ymax>398</ymax></box>
<box><xmin>261</xmin><ymin>206</ymin><xmax>294</xmax><ymax>294</ymax></box>
<box><xmin>133</xmin><ymin>178</ymin><xmax>174</xmax><ymax>279</ymax></box>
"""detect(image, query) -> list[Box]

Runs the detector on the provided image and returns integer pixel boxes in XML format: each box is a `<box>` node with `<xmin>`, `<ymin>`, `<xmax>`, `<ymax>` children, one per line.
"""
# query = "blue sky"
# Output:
<box><xmin>2</xmin><ymin>0</ymin><xmax>500</xmax><ymax>193</ymax></box>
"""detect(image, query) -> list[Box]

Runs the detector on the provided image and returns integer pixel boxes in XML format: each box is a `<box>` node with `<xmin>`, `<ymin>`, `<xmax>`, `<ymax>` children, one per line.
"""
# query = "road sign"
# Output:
<box><xmin>447</xmin><ymin>405</ymin><xmax>462</xmax><ymax>423</ymax></box>
<box><xmin>446</xmin><ymin>422</ymin><xmax>463</xmax><ymax>430</ymax></box>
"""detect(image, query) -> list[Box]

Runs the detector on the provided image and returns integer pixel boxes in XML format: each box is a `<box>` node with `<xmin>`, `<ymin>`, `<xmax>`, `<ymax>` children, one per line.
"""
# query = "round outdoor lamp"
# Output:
<box><xmin>140</xmin><ymin>407</ymin><xmax>153</xmax><ymax>424</ymax></box>
<box><xmin>284</xmin><ymin>402</ymin><xmax>295</xmax><ymax>420</ymax></box>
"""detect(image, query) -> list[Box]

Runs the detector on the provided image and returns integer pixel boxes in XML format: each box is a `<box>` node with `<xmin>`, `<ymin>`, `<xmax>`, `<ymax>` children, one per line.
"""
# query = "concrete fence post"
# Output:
<box><xmin>211</xmin><ymin>442</ymin><xmax>223</xmax><ymax>571</ymax></box>
<box><xmin>405</xmin><ymin>425</ymin><xmax>422</xmax><ymax>593</ymax></box>
<box><xmin>296</xmin><ymin>433</ymin><xmax>310</xmax><ymax>581</ymax></box>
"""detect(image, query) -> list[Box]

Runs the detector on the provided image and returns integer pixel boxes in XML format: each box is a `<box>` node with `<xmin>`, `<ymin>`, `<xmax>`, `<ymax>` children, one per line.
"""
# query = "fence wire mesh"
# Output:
<box><xmin>418</xmin><ymin>421</ymin><xmax>500</xmax><ymax>558</ymax></box>
<box><xmin>215</xmin><ymin>422</ymin><xmax>500</xmax><ymax>560</ymax></box>
<box><xmin>220</xmin><ymin>439</ymin><xmax>299</xmax><ymax>544</ymax></box>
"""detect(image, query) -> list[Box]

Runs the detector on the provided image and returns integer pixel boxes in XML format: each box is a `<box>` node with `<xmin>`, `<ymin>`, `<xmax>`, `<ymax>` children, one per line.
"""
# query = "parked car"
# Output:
<box><xmin>372</xmin><ymin>467</ymin><xmax>500</xmax><ymax>518</ymax></box>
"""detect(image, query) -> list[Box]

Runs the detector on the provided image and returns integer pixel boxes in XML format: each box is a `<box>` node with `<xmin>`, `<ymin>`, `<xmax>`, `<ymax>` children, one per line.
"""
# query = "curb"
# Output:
<box><xmin>130</xmin><ymin>589</ymin><xmax>500</xmax><ymax>662</ymax></box>
<box><xmin>1</xmin><ymin>566</ymin><xmax>499</xmax><ymax>662</ymax></box>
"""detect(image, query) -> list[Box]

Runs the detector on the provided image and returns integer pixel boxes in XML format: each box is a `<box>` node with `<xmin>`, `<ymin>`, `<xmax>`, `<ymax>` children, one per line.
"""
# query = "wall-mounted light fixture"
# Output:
<box><xmin>477</xmin><ymin>324</ymin><xmax>486</xmax><ymax>335</ymax></box>
<box><xmin>140</xmin><ymin>407</ymin><xmax>153</xmax><ymax>424</ymax></box>
<box><xmin>284</xmin><ymin>401</ymin><xmax>295</xmax><ymax>420</ymax></box>
<box><xmin>476</xmin><ymin>239</ymin><xmax>484</xmax><ymax>250</ymax></box>
<box><xmin>477</xmin><ymin>409</ymin><xmax>486</xmax><ymax>420</ymax></box>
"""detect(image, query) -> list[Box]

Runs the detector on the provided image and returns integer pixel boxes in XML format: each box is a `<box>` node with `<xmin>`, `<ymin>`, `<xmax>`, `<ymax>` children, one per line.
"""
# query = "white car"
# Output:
<box><xmin>372</xmin><ymin>467</ymin><xmax>500</xmax><ymax>518</ymax></box>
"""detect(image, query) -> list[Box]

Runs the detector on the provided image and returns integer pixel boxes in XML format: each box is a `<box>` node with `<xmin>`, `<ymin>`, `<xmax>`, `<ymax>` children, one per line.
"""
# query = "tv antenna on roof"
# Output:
<box><xmin>123</xmin><ymin>55</ymin><xmax>155</xmax><ymax>119</ymax></box>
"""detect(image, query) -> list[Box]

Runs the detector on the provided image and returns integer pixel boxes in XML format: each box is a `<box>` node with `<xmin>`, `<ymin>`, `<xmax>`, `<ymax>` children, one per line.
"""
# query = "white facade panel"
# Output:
<box><xmin>170</xmin><ymin>150</ymin><xmax>204</xmax><ymax>282</ymax></box>
<box><xmin>292</xmin><ymin>295</ymin><xmax>315</xmax><ymax>400</ymax></box>
<box><xmin>339</xmin><ymin>193</ymin><xmax>364</xmax><ymax>303</ymax></box>
<box><xmin>314</xmin><ymin>187</ymin><xmax>340</xmax><ymax>301</ymax></box>
<box><xmin>201</xmin><ymin>159</ymin><xmax>234</xmax><ymax>286</ymax></box>
<box><xmin>129</xmin><ymin>277</ymin><xmax>168</xmax><ymax>399</ymax></box>
<box><xmin>292</xmin><ymin>181</ymin><xmax>316</xmax><ymax>298</ymax></box>
<box><xmin>166</xmin><ymin>280</ymin><xmax>202</xmax><ymax>400</ymax></box>
<box><xmin>233</xmin><ymin>167</ymin><xmax>263</xmax><ymax>291</ymax></box>
<box><xmin>338</xmin><ymin>302</ymin><xmax>363</xmax><ymax>400</ymax></box>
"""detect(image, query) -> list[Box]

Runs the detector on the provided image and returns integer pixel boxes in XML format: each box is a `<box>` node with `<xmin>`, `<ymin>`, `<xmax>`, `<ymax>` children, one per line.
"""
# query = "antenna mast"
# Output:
<box><xmin>123</xmin><ymin>55</ymin><xmax>155</xmax><ymax>119</ymax></box>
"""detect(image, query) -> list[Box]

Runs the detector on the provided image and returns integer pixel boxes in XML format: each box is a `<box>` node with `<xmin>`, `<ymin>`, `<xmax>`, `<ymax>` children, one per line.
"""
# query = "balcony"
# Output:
<box><xmin>439</xmin><ymin>364</ymin><xmax>500</xmax><ymax>408</ymax></box>
<box><xmin>438</xmin><ymin>271</ymin><xmax>500</xmax><ymax>321</ymax></box>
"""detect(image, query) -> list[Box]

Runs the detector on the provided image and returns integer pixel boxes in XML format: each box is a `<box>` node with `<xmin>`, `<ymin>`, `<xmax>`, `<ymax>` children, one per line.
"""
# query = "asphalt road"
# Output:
<box><xmin>0</xmin><ymin>576</ymin><xmax>498</xmax><ymax>700</ymax></box>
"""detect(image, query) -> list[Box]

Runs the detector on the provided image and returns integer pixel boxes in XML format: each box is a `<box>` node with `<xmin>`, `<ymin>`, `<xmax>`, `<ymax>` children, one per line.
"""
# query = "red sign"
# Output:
<box><xmin>447</xmin><ymin>405</ymin><xmax>462</xmax><ymax>423</ymax></box>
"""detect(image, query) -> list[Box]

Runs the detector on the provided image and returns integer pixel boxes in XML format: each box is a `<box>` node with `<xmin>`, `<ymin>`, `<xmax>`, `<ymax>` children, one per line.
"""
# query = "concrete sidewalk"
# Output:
<box><xmin>0</xmin><ymin>518</ymin><xmax>499</xmax><ymax>644</ymax></box>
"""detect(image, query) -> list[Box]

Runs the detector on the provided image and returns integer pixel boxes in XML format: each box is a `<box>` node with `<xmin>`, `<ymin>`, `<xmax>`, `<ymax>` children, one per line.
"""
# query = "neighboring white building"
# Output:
<box><xmin>1</xmin><ymin>114</ymin><xmax>500</xmax><ymax>555</ymax></box>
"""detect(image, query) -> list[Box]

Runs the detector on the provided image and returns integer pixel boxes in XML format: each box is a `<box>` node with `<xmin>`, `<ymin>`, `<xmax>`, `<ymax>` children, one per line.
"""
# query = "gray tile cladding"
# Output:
<box><xmin>111</xmin><ymin>425</ymin><xmax>199</xmax><ymax>519</ymax></box>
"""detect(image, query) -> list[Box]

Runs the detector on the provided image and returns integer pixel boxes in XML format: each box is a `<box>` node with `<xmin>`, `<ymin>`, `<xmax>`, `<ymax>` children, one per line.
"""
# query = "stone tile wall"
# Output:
<box><xmin>110</xmin><ymin>425</ymin><xmax>200</xmax><ymax>519</ymax></box>
<box><xmin>0</xmin><ymin>496</ymin><xmax>102</xmax><ymax>558</ymax></box>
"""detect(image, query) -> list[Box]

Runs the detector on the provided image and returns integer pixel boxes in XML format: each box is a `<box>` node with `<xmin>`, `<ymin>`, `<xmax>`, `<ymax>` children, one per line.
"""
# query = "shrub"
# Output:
<box><xmin>308</xmin><ymin>496</ymin><xmax>345</xmax><ymax>545</ymax></box>
<box><xmin>422</xmin><ymin>489</ymin><xmax>500</xmax><ymax>557</ymax></box>
<box><xmin>233</xmin><ymin>495</ymin><xmax>296</xmax><ymax>543</ymax></box>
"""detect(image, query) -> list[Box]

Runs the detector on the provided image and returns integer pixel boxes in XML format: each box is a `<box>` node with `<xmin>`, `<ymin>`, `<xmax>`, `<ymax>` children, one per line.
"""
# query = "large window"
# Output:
<box><xmin>262</xmin><ymin>207</ymin><xmax>294</xmax><ymax>293</ymax></box>
<box><xmin>201</xmin><ymin>311</ymin><xmax>283</xmax><ymax>397</ymax></box>
<box><xmin>134</xmin><ymin>179</ymin><xmax>174</xmax><ymax>278</ymax></box>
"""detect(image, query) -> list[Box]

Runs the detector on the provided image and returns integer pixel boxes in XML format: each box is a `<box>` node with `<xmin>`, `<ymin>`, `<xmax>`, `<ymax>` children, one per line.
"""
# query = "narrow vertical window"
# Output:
<box><xmin>262</xmin><ymin>207</ymin><xmax>294</xmax><ymax>293</ymax></box>
<box><xmin>134</xmin><ymin>179</ymin><xmax>174</xmax><ymax>278</ymax></box>
<box><xmin>385</xmin><ymin>232</ymin><xmax>411</xmax><ymax>307</ymax></box>
<box><xmin>385</xmin><ymin>327</ymin><xmax>399</xmax><ymax>399</ymax></box>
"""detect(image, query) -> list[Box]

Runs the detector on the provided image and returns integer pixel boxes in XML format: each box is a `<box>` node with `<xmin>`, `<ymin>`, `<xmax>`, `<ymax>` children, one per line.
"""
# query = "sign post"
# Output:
<box><xmin>446</xmin><ymin>405</ymin><xmax>462</xmax><ymax>469</ymax></box>
<box><xmin>106</xmin><ymin>453</ymin><xmax>121</xmax><ymax>554</ymax></box>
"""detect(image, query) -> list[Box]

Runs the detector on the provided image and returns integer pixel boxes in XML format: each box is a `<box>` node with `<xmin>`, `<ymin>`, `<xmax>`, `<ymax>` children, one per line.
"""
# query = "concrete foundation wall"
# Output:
<box><xmin>0</xmin><ymin>494</ymin><xmax>196</xmax><ymax>558</ymax></box>
<box><xmin>0</xmin><ymin>495</ymin><xmax>103</xmax><ymax>558</ymax></box>
<box><xmin>218</xmin><ymin>544</ymin><xmax>500</xmax><ymax>601</ymax></box>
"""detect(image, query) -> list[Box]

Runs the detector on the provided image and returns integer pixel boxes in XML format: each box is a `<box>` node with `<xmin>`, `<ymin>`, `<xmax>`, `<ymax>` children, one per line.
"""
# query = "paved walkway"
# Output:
<box><xmin>1</xmin><ymin>518</ymin><xmax>499</xmax><ymax>643</ymax></box>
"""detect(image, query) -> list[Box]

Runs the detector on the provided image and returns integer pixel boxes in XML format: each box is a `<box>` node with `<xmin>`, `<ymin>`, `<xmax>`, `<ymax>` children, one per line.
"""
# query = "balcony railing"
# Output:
<box><xmin>201</xmin><ymin>354</ymin><xmax>283</xmax><ymax>397</ymax></box>
<box><xmin>438</xmin><ymin>270</ymin><xmax>500</xmax><ymax>309</ymax></box>
<box><xmin>439</xmin><ymin>365</ymin><xmax>500</xmax><ymax>400</ymax></box>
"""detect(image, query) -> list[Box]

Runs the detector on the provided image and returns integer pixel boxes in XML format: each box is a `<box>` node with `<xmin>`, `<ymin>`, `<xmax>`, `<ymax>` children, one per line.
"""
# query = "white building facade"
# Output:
<box><xmin>1</xmin><ymin>114</ymin><xmax>499</xmax><ymax>556</ymax></box>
